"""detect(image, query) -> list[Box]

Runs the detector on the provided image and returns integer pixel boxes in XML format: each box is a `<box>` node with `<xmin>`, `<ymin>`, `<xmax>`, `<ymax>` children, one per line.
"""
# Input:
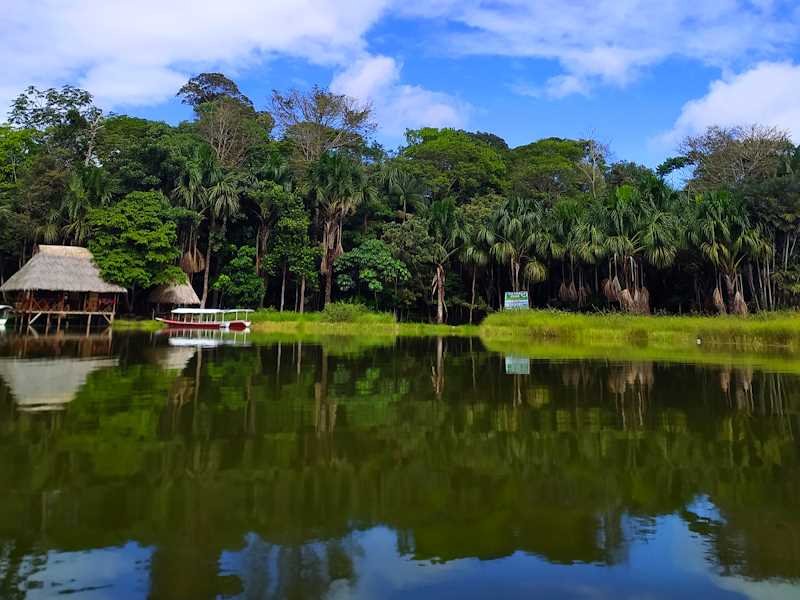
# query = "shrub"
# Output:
<box><xmin>322</xmin><ymin>302</ymin><xmax>395</xmax><ymax>324</ymax></box>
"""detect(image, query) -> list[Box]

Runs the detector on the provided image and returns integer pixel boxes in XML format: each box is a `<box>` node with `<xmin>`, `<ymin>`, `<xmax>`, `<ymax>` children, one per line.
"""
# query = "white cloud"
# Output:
<box><xmin>1</xmin><ymin>1</ymin><xmax>466</xmax><ymax>139</ymax></box>
<box><xmin>513</xmin><ymin>75</ymin><xmax>590</xmax><ymax>100</ymax></box>
<box><xmin>330</xmin><ymin>55</ymin><xmax>466</xmax><ymax>136</ymax></box>
<box><xmin>659</xmin><ymin>62</ymin><xmax>800</xmax><ymax>145</ymax></box>
<box><xmin>0</xmin><ymin>0</ymin><xmax>391</xmax><ymax>110</ymax></box>
<box><xmin>400</xmin><ymin>0</ymin><xmax>800</xmax><ymax>97</ymax></box>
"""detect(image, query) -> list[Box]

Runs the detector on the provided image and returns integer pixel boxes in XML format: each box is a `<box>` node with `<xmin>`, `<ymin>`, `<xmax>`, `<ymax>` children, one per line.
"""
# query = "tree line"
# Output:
<box><xmin>1</xmin><ymin>72</ymin><xmax>799</xmax><ymax>321</ymax></box>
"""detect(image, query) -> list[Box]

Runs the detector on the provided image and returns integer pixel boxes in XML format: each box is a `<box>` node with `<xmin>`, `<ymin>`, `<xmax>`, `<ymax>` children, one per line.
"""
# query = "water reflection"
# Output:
<box><xmin>0</xmin><ymin>333</ymin><xmax>798</xmax><ymax>599</ymax></box>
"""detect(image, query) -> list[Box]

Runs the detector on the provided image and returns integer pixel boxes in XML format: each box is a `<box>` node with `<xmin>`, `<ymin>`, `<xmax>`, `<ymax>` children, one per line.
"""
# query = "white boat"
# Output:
<box><xmin>156</xmin><ymin>308</ymin><xmax>253</xmax><ymax>331</ymax></box>
<box><xmin>0</xmin><ymin>305</ymin><xmax>11</xmax><ymax>328</ymax></box>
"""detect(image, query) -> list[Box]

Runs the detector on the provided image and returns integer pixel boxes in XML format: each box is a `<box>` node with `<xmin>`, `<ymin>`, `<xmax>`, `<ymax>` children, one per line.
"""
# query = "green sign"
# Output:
<box><xmin>504</xmin><ymin>291</ymin><xmax>529</xmax><ymax>310</ymax></box>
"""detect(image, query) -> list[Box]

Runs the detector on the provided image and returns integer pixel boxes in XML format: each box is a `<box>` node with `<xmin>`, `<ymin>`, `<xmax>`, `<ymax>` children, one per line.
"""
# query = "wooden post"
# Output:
<box><xmin>85</xmin><ymin>314</ymin><xmax>92</xmax><ymax>336</ymax></box>
<box><xmin>45</xmin><ymin>313</ymin><xmax>51</xmax><ymax>334</ymax></box>
<box><xmin>56</xmin><ymin>313</ymin><xmax>62</xmax><ymax>333</ymax></box>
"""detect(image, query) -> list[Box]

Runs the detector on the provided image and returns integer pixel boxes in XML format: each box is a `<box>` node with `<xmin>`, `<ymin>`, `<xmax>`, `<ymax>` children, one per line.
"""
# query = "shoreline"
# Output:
<box><xmin>112</xmin><ymin>309</ymin><xmax>800</xmax><ymax>352</ymax></box>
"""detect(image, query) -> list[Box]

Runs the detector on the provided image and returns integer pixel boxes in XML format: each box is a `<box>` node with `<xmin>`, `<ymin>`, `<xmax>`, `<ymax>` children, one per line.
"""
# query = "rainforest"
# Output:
<box><xmin>1</xmin><ymin>74</ymin><xmax>799</xmax><ymax>323</ymax></box>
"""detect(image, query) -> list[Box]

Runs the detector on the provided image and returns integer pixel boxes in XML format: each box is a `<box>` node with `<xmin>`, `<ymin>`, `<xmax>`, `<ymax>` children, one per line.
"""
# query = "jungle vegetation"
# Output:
<box><xmin>1</xmin><ymin>73</ymin><xmax>800</xmax><ymax>323</ymax></box>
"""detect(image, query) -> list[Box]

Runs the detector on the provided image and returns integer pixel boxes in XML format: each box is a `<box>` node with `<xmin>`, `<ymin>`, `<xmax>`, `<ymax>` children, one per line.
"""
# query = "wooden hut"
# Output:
<box><xmin>0</xmin><ymin>245</ymin><xmax>125</xmax><ymax>331</ymax></box>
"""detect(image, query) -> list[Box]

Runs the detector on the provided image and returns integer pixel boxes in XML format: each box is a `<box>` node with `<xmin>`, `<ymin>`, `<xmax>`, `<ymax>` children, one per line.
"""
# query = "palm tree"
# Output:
<box><xmin>61</xmin><ymin>167</ymin><xmax>116</xmax><ymax>244</ymax></box>
<box><xmin>686</xmin><ymin>191</ymin><xmax>766</xmax><ymax>314</ymax></box>
<box><xmin>381</xmin><ymin>164</ymin><xmax>425</xmax><ymax>222</ymax></box>
<box><xmin>419</xmin><ymin>197</ymin><xmax>466</xmax><ymax>324</ymax></box>
<box><xmin>173</xmin><ymin>146</ymin><xmax>240</xmax><ymax>307</ymax></box>
<box><xmin>460</xmin><ymin>227</ymin><xmax>489</xmax><ymax>324</ymax></box>
<box><xmin>481</xmin><ymin>197</ymin><xmax>547</xmax><ymax>293</ymax></box>
<box><xmin>306</xmin><ymin>153</ymin><xmax>369</xmax><ymax>306</ymax></box>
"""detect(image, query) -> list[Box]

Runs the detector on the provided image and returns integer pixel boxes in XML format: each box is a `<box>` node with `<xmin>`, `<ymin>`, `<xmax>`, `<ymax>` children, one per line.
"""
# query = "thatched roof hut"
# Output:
<box><xmin>147</xmin><ymin>278</ymin><xmax>200</xmax><ymax>306</ymax></box>
<box><xmin>0</xmin><ymin>245</ymin><xmax>125</xmax><ymax>294</ymax></box>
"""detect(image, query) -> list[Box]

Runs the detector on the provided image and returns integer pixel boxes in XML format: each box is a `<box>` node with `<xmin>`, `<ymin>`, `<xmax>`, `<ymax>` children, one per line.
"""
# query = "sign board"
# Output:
<box><xmin>505</xmin><ymin>355</ymin><xmax>530</xmax><ymax>375</ymax></box>
<box><xmin>504</xmin><ymin>291</ymin><xmax>529</xmax><ymax>310</ymax></box>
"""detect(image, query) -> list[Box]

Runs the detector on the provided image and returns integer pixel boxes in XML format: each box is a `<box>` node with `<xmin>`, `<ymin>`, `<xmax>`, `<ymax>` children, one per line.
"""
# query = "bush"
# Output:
<box><xmin>322</xmin><ymin>302</ymin><xmax>395</xmax><ymax>324</ymax></box>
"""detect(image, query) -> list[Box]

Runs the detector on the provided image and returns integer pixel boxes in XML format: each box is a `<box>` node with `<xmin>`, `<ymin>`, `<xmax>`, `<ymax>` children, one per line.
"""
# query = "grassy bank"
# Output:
<box><xmin>480</xmin><ymin>310</ymin><xmax>800</xmax><ymax>351</ymax></box>
<box><xmin>250</xmin><ymin>304</ymin><xmax>477</xmax><ymax>337</ymax></box>
<box><xmin>111</xmin><ymin>318</ymin><xmax>164</xmax><ymax>331</ymax></box>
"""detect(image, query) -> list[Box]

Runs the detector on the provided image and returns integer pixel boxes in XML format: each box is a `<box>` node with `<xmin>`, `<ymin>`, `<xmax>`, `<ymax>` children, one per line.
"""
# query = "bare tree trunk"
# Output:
<box><xmin>324</xmin><ymin>264</ymin><xmax>333</xmax><ymax>307</ymax></box>
<box><xmin>436</xmin><ymin>264</ymin><xmax>446</xmax><ymax>324</ymax></box>
<box><xmin>200</xmin><ymin>218</ymin><xmax>214</xmax><ymax>308</ymax></box>
<box><xmin>299</xmin><ymin>276</ymin><xmax>306</xmax><ymax>314</ymax></box>
<box><xmin>280</xmin><ymin>263</ymin><xmax>287</xmax><ymax>312</ymax></box>
<box><xmin>469</xmin><ymin>266</ymin><xmax>477</xmax><ymax>324</ymax></box>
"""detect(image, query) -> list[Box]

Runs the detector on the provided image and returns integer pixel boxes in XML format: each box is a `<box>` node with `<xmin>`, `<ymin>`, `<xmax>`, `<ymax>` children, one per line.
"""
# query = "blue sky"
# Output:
<box><xmin>3</xmin><ymin>1</ymin><xmax>800</xmax><ymax>167</ymax></box>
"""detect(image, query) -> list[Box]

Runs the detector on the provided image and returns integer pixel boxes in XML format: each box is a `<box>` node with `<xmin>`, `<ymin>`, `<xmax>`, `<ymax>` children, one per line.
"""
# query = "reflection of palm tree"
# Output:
<box><xmin>314</xmin><ymin>348</ymin><xmax>337</xmax><ymax>434</ymax></box>
<box><xmin>431</xmin><ymin>336</ymin><xmax>445</xmax><ymax>399</ymax></box>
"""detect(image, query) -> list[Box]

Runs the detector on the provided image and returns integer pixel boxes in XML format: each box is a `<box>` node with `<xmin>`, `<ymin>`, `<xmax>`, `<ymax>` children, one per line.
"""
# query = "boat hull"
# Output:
<box><xmin>156</xmin><ymin>318</ymin><xmax>250</xmax><ymax>331</ymax></box>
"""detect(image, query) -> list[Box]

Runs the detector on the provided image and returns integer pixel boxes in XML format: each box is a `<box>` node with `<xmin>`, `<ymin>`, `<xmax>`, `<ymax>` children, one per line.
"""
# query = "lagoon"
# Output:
<box><xmin>0</xmin><ymin>331</ymin><xmax>798</xmax><ymax>599</ymax></box>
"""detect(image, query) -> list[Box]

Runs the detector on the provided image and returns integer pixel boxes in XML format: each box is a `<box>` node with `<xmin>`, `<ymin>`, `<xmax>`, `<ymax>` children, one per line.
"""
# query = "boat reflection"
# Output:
<box><xmin>157</xmin><ymin>327</ymin><xmax>252</xmax><ymax>348</ymax></box>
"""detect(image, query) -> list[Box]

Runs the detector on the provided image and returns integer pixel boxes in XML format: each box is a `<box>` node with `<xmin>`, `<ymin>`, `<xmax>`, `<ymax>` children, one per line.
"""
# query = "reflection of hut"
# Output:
<box><xmin>148</xmin><ymin>278</ymin><xmax>200</xmax><ymax>309</ymax></box>
<box><xmin>0</xmin><ymin>245</ymin><xmax>125</xmax><ymax>330</ymax></box>
<box><xmin>150</xmin><ymin>346</ymin><xmax>197</xmax><ymax>372</ymax></box>
<box><xmin>0</xmin><ymin>357</ymin><xmax>118</xmax><ymax>411</ymax></box>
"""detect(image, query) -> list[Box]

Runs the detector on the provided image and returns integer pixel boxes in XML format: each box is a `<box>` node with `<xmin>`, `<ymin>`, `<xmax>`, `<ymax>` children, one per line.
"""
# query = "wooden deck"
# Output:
<box><xmin>11</xmin><ymin>293</ymin><xmax>118</xmax><ymax>333</ymax></box>
<box><xmin>13</xmin><ymin>309</ymin><xmax>115</xmax><ymax>334</ymax></box>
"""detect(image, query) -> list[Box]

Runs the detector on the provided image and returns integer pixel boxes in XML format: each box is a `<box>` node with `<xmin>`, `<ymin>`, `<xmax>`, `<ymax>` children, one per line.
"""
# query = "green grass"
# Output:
<box><xmin>112</xmin><ymin>318</ymin><xmax>164</xmax><ymax>331</ymax></box>
<box><xmin>480</xmin><ymin>309</ymin><xmax>800</xmax><ymax>351</ymax></box>
<box><xmin>250</xmin><ymin>302</ymin><xmax>477</xmax><ymax>337</ymax></box>
<box><xmin>251</xmin><ymin>302</ymin><xmax>396</xmax><ymax>325</ymax></box>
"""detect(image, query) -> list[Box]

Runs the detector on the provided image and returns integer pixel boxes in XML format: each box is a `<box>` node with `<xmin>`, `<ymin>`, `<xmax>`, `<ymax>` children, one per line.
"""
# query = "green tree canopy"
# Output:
<box><xmin>88</xmin><ymin>191</ymin><xmax>183</xmax><ymax>292</ymax></box>
<box><xmin>213</xmin><ymin>245</ymin><xmax>264</xmax><ymax>308</ymax></box>
<box><xmin>402</xmin><ymin>128</ymin><xmax>507</xmax><ymax>200</ymax></box>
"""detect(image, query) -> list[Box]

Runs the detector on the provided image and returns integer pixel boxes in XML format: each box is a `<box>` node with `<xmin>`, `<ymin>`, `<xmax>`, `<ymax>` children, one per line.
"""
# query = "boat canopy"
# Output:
<box><xmin>170</xmin><ymin>308</ymin><xmax>253</xmax><ymax>314</ymax></box>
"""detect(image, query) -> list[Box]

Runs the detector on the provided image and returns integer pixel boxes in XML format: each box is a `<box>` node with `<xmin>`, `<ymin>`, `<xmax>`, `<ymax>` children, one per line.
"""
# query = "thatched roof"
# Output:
<box><xmin>147</xmin><ymin>277</ymin><xmax>200</xmax><ymax>305</ymax></box>
<box><xmin>0</xmin><ymin>245</ymin><xmax>126</xmax><ymax>294</ymax></box>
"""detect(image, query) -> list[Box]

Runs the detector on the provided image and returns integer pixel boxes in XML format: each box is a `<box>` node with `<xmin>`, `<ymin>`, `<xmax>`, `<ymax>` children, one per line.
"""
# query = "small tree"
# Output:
<box><xmin>335</xmin><ymin>239</ymin><xmax>410</xmax><ymax>311</ymax></box>
<box><xmin>88</xmin><ymin>191</ymin><xmax>183</xmax><ymax>307</ymax></box>
<box><xmin>266</xmin><ymin>194</ymin><xmax>317</xmax><ymax>312</ymax></box>
<box><xmin>213</xmin><ymin>246</ymin><xmax>264</xmax><ymax>308</ymax></box>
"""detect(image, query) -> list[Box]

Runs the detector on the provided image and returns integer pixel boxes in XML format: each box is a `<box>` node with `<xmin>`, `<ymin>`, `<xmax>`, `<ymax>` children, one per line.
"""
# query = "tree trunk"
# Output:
<box><xmin>200</xmin><ymin>219</ymin><xmax>214</xmax><ymax>308</ymax></box>
<box><xmin>324</xmin><ymin>263</ymin><xmax>334</xmax><ymax>307</ymax></box>
<box><xmin>469</xmin><ymin>266</ymin><xmax>477</xmax><ymax>324</ymax></box>
<box><xmin>723</xmin><ymin>273</ymin><xmax>736</xmax><ymax>313</ymax></box>
<box><xmin>299</xmin><ymin>276</ymin><xmax>306</xmax><ymax>314</ymax></box>
<box><xmin>279</xmin><ymin>263</ymin><xmax>287</xmax><ymax>312</ymax></box>
<box><xmin>436</xmin><ymin>264</ymin><xmax>446</xmax><ymax>324</ymax></box>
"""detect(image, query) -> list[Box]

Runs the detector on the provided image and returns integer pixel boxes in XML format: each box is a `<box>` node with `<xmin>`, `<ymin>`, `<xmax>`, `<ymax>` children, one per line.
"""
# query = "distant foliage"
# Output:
<box><xmin>3</xmin><ymin>73</ymin><xmax>800</xmax><ymax>322</ymax></box>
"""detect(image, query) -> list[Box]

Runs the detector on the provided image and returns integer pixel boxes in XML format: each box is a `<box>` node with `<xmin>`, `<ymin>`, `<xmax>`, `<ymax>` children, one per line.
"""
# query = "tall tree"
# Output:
<box><xmin>482</xmin><ymin>197</ymin><xmax>547</xmax><ymax>293</ymax></box>
<box><xmin>419</xmin><ymin>197</ymin><xmax>466</xmax><ymax>323</ymax></box>
<box><xmin>306</xmin><ymin>153</ymin><xmax>371</xmax><ymax>306</ymax></box>
<box><xmin>271</xmin><ymin>86</ymin><xmax>374</xmax><ymax>168</ymax></box>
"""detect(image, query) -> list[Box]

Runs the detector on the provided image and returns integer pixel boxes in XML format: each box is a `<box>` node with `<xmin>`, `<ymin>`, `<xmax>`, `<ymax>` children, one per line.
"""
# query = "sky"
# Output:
<box><xmin>2</xmin><ymin>1</ymin><xmax>800</xmax><ymax>167</ymax></box>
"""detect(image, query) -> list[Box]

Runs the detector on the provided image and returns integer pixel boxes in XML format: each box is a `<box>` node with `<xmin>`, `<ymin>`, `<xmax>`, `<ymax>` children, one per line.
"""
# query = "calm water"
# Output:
<box><xmin>0</xmin><ymin>331</ymin><xmax>799</xmax><ymax>599</ymax></box>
